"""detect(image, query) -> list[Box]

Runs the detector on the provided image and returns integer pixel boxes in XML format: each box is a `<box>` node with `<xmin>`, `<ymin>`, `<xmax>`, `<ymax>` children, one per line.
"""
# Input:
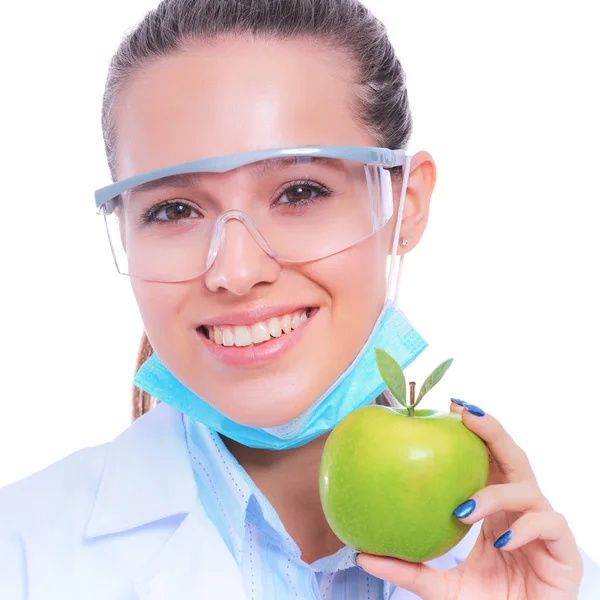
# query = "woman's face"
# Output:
<box><xmin>113</xmin><ymin>36</ymin><xmax>434</xmax><ymax>427</ymax></box>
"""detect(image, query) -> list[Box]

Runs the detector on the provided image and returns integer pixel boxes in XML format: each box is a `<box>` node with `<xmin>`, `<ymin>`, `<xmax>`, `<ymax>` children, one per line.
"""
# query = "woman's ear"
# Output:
<box><xmin>387</xmin><ymin>150</ymin><xmax>436</xmax><ymax>254</ymax></box>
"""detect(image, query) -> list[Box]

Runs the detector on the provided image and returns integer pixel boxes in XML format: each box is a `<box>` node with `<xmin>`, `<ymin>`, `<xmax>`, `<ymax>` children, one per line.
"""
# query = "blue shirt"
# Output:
<box><xmin>184</xmin><ymin>414</ymin><xmax>394</xmax><ymax>599</ymax></box>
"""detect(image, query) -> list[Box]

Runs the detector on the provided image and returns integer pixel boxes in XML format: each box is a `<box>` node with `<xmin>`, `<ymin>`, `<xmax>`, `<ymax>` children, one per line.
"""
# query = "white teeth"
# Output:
<box><xmin>234</xmin><ymin>325</ymin><xmax>253</xmax><ymax>347</ymax></box>
<box><xmin>281</xmin><ymin>314</ymin><xmax>292</xmax><ymax>334</ymax></box>
<box><xmin>205</xmin><ymin>309</ymin><xmax>312</xmax><ymax>347</ymax></box>
<box><xmin>267</xmin><ymin>317</ymin><xmax>283</xmax><ymax>338</ymax></box>
<box><xmin>251</xmin><ymin>322</ymin><xmax>271</xmax><ymax>343</ymax></box>
<box><xmin>222</xmin><ymin>328</ymin><xmax>235</xmax><ymax>347</ymax></box>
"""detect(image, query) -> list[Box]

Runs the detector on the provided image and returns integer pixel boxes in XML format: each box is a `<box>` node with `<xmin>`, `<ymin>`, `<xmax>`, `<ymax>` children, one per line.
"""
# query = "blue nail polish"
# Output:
<box><xmin>349</xmin><ymin>552</ymin><xmax>366</xmax><ymax>572</ymax></box>
<box><xmin>453</xmin><ymin>498</ymin><xmax>476</xmax><ymax>519</ymax></box>
<box><xmin>493</xmin><ymin>530</ymin><xmax>513</xmax><ymax>549</ymax></box>
<box><xmin>450</xmin><ymin>398</ymin><xmax>467</xmax><ymax>406</ymax></box>
<box><xmin>465</xmin><ymin>403</ymin><xmax>485</xmax><ymax>417</ymax></box>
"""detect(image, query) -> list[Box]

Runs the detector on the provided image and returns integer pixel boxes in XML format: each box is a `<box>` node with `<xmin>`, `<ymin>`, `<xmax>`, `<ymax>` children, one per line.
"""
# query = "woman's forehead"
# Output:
<box><xmin>112</xmin><ymin>36</ymin><xmax>373</xmax><ymax>179</ymax></box>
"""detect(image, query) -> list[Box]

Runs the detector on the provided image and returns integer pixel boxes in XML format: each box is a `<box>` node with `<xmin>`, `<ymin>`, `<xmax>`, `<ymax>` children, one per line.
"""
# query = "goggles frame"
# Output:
<box><xmin>93</xmin><ymin>145</ymin><xmax>411</xmax><ymax>297</ymax></box>
<box><xmin>94</xmin><ymin>145</ymin><xmax>407</xmax><ymax>211</ymax></box>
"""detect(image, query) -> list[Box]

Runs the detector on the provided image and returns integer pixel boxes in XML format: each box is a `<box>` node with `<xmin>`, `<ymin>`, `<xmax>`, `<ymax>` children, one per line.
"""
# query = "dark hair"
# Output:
<box><xmin>99</xmin><ymin>0</ymin><xmax>413</xmax><ymax>421</ymax></box>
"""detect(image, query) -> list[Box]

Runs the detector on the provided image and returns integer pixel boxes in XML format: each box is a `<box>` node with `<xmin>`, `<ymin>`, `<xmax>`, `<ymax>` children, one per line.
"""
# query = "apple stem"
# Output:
<box><xmin>409</xmin><ymin>382</ymin><xmax>416</xmax><ymax>417</ymax></box>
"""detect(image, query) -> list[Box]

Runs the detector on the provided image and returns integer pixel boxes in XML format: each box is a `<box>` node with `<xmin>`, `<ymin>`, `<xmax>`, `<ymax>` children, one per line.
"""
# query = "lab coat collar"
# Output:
<box><xmin>131</xmin><ymin>497</ymin><xmax>247</xmax><ymax>599</ymax></box>
<box><xmin>83</xmin><ymin>402</ymin><xmax>197</xmax><ymax>538</ymax></box>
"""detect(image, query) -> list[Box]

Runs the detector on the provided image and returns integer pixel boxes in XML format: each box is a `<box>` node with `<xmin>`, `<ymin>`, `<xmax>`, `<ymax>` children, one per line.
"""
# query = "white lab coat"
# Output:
<box><xmin>0</xmin><ymin>402</ymin><xmax>598</xmax><ymax>599</ymax></box>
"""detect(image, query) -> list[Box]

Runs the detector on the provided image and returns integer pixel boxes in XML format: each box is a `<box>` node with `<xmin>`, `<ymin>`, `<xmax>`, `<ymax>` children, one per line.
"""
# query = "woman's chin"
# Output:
<box><xmin>216</xmin><ymin>397</ymin><xmax>314</xmax><ymax>430</ymax></box>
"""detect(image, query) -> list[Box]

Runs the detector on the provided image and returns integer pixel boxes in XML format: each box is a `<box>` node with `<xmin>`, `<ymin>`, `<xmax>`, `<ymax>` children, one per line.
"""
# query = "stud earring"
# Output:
<box><xmin>400</xmin><ymin>238</ymin><xmax>409</xmax><ymax>247</ymax></box>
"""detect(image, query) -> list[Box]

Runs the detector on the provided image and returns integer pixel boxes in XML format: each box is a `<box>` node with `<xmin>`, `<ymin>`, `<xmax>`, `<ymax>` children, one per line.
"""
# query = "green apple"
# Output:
<box><xmin>319</xmin><ymin>351</ymin><xmax>489</xmax><ymax>563</ymax></box>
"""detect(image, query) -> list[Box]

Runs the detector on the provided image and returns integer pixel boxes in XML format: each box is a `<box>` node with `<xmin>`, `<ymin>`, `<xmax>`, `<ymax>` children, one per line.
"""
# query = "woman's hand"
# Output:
<box><xmin>354</xmin><ymin>401</ymin><xmax>584</xmax><ymax>599</ymax></box>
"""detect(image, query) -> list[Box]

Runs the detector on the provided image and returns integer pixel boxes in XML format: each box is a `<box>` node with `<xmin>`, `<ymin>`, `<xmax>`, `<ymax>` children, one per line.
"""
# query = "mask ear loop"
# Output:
<box><xmin>386</xmin><ymin>154</ymin><xmax>412</xmax><ymax>306</ymax></box>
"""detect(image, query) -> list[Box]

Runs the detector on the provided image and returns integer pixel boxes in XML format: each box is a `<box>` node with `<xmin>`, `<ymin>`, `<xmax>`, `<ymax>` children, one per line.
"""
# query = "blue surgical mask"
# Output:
<box><xmin>133</xmin><ymin>299</ymin><xmax>426</xmax><ymax>450</ymax></box>
<box><xmin>133</xmin><ymin>154</ymin><xmax>426</xmax><ymax>449</ymax></box>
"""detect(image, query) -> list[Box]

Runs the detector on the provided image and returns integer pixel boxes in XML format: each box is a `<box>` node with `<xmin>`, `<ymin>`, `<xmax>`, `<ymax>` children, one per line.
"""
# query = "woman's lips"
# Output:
<box><xmin>196</xmin><ymin>308</ymin><xmax>319</xmax><ymax>368</ymax></box>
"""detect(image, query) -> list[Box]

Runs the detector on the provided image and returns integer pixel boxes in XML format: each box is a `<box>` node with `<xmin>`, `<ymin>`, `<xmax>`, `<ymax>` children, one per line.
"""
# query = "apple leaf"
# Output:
<box><xmin>374</xmin><ymin>348</ymin><xmax>407</xmax><ymax>408</ymax></box>
<box><xmin>414</xmin><ymin>358</ymin><xmax>454</xmax><ymax>408</ymax></box>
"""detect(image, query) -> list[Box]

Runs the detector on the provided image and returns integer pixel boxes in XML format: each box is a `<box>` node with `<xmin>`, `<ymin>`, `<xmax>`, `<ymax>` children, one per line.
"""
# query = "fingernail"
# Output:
<box><xmin>464</xmin><ymin>403</ymin><xmax>485</xmax><ymax>417</ymax></box>
<box><xmin>349</xmin><ymin>551</ymin><xmax>366</xmax><ymax>572</ymax></box>
<box><xmin>452</xmin><ymin>498</ymin><xmax>476</xmax><ymax>519</ymax></box>
<box><xmin>493</xmin><ymin>529</ymin><xmax>513</xmax><ymax>549</ymax></box>
<box><xmin>450</xmin><ymin>398</ymin><xmax>467</xmax><ymax>406</ymax></box>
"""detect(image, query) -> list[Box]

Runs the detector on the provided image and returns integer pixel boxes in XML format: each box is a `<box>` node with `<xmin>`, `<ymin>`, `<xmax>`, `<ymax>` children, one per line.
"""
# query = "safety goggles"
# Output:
<box><xmin>94</xmin><ymin>145</ymin><xmax>408</xmax><ymax>283</ymax></box>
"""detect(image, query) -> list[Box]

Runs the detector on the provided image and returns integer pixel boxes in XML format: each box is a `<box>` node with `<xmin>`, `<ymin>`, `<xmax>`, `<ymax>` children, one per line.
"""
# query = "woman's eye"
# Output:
<box><xmin>151</xmin><ymin>202</ymin><xmax>201</xmax><ymax>222</ymax></box>
<box><xmin>283</xmin><ymin>185</ymin><xmax>315</xmax><ymax>203</ymax></box>
<box><xmin>275</xmin><ymin>183</ymin><xmax>330</xmax><ymax>206</ymax></box>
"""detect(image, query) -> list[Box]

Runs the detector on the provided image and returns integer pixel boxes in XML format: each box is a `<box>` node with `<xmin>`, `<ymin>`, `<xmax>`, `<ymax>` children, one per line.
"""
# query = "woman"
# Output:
<box><xmin>0</xmin><ymin>0</ymin><xmax>598</xmax><ymax>598</ymax></box>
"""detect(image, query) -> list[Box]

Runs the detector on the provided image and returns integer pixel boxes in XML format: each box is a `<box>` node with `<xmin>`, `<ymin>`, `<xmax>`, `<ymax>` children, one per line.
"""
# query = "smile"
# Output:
<box><xmin>199</xmin><ymin>308</ymin><xmax>316</xmax><ymax>347</ymax></box>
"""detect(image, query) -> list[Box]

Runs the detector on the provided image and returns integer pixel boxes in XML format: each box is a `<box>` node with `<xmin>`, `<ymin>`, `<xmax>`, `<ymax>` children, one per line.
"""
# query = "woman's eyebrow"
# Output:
<box><xmin>246</xmin><ymin>157</ymin><xmax>304</xmax><ymax>175</ymax></box>
<box><xmin>130</xmin><ymin>173</ymin><xmax>201</xmax><ymax>196</ymax></box>
<box><xmin>247</xmin><ymin>156</ymin><xmax>345</xmax><ymax>175</ymax></box>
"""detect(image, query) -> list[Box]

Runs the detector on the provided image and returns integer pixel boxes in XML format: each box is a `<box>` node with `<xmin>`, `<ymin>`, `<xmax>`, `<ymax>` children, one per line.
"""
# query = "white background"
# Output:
<box><xmin>1</xmin><ymin>0</ymin><xmax>599</xmax><ymax>567</ymax></box>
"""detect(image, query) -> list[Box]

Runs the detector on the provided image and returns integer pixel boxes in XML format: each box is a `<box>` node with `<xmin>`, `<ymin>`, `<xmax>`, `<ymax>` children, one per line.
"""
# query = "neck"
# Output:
<box><xmin>221</xmin><ymin>432</ymin><xmax>345</xmax><ymax>564</ymax></box>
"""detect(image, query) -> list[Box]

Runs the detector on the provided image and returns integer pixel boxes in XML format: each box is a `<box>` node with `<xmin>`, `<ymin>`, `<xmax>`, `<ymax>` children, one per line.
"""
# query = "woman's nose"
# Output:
<box><xmin>203</xmin><ymin>218</ymin><xmax>281</xmax><ymax>295</ymax></box>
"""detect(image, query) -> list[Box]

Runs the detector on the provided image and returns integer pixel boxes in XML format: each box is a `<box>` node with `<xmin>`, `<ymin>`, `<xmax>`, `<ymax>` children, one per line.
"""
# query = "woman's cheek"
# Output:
<box><xmin>309</xmin><ymin>239</ymin><xmax>387</xmax><ymax>322</ymax></box>
<box><xmin>130</xmin><ymin>279</ymin><xmax>190</xmax><ymax>345</ymax></box>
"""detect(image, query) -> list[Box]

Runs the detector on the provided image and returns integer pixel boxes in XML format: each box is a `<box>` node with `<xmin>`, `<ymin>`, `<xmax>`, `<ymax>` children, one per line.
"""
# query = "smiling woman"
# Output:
<box><xmin>101</xmin><ymin>24</ymin><xmax>422</xmax><ymax>434</ymax></box>
<box><xmin>0</xmin><ymin>0</ymin><xmax>599</xmax><ymax>599</ymax></box>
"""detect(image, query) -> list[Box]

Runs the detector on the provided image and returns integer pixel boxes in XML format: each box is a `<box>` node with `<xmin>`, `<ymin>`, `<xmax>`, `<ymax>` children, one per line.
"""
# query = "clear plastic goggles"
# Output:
<box><xmin>94</xmin><ymin>146</ymin><xmax>407</xmax><ymax>283</ymax></box>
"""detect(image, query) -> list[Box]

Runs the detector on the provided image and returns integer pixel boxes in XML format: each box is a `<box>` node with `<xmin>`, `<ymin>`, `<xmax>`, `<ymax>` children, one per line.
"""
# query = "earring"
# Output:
<box><xmin>400</xmin><ymin>238</ymin><xmax>409</xmax><ymax>247</ymax></box>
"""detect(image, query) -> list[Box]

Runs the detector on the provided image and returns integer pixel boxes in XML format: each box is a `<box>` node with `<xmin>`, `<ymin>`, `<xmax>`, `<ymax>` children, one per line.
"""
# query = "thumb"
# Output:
<box><xmin>356</xmin><ymin>553</ymin><xmax>448</xmax><ymax>599</ymax></box>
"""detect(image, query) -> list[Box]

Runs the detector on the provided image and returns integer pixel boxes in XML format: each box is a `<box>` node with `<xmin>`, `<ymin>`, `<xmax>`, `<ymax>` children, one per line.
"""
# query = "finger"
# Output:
<box><xmin>355</xmin><ymin>553</ymin><xmax>448</xmax><ymax>599</ymax></box>
<box><xmin>449</xmin><ymin>400</ymin><xmax>463</xmax><ymax>415</ymax></box>
<box><xmin>453</xmin><ymin>403</ymin><xmax>536</xmax><ymax>483</ymax></box>
<box><xmin>452</xmin><ymin>482</ymin><xmax>552</xmax><ymax>524</ymax></box>
<box><xmin>492</xmin><ymin>511</ymin><xmax>581</xmax><ymax>567</ymax></box>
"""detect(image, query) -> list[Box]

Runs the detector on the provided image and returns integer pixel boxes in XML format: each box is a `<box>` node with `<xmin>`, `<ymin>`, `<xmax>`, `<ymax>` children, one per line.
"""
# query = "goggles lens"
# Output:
<box><xmin>100</xmin><ymin>155</ymin><xmax>398</xmax><ymax>283</ymax></box>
